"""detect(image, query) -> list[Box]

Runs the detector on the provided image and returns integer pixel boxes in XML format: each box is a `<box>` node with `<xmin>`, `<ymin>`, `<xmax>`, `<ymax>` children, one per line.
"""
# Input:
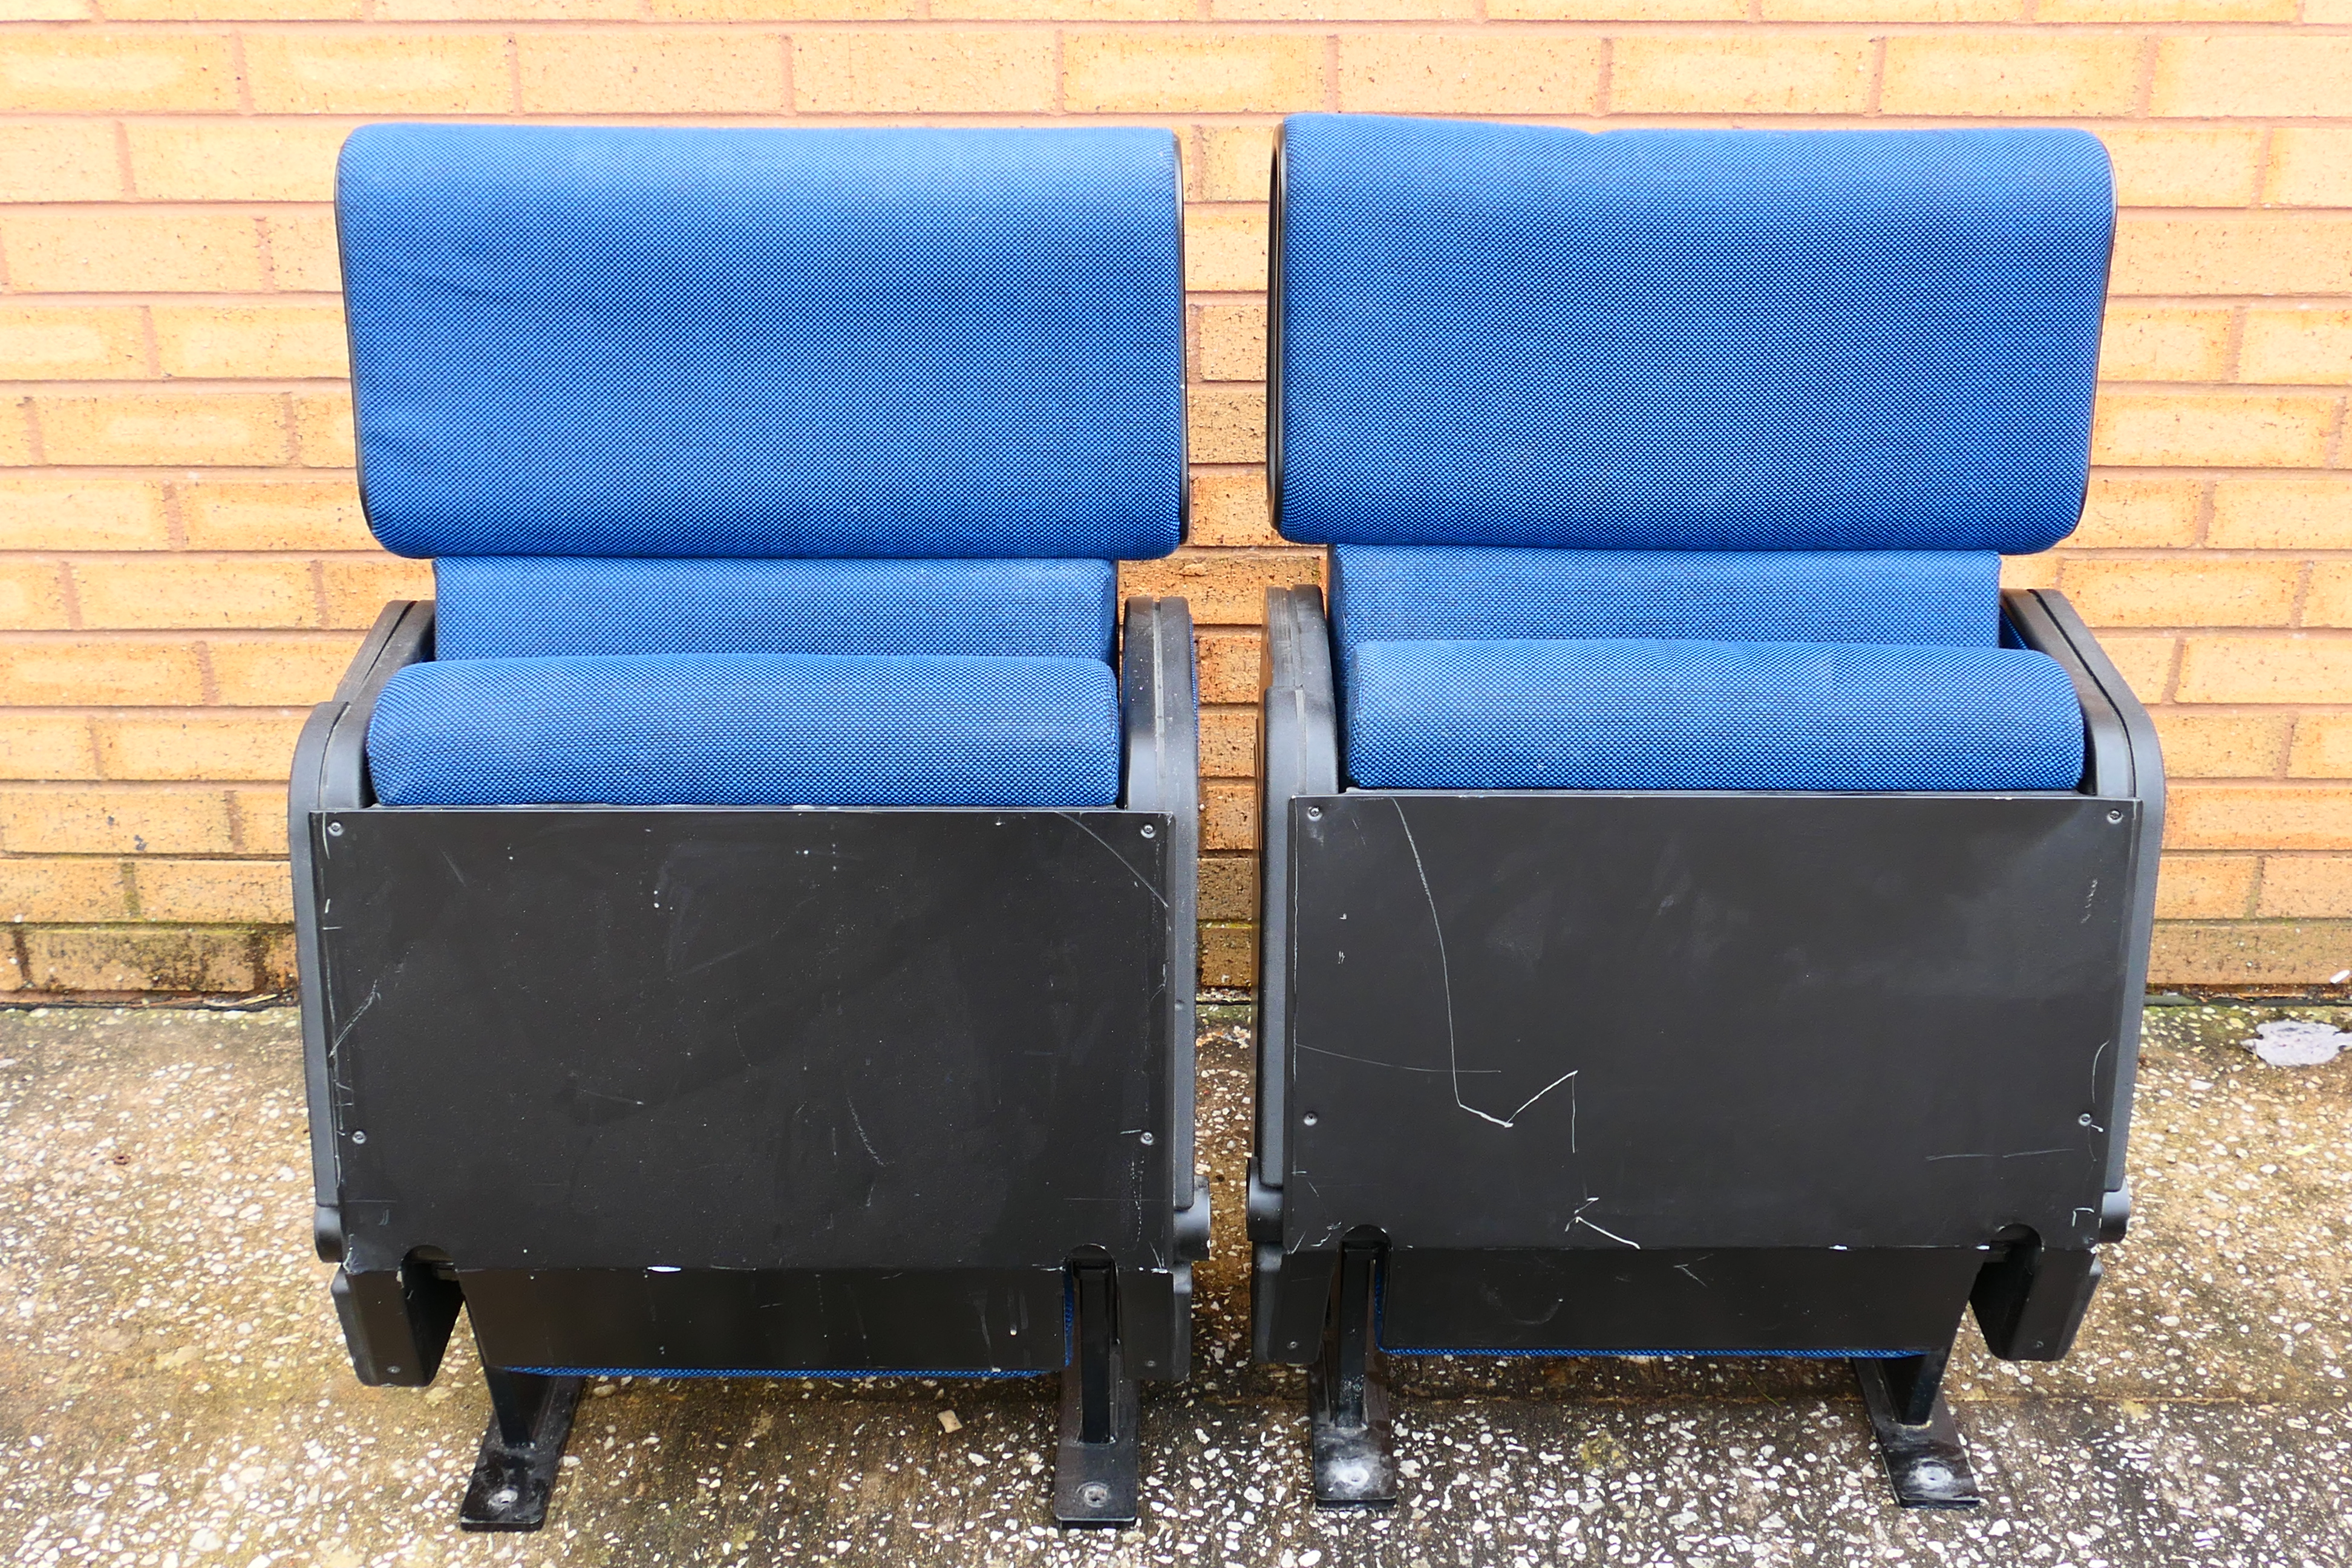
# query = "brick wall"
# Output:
<box><xmin>2</xmin><ymin>2</ymin><xmax>2348</xmax><ymax>996</ymax></box>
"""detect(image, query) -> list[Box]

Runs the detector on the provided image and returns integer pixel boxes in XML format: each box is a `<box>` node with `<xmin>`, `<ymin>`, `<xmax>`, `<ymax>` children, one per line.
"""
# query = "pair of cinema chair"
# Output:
<box><xmin>292</xmin><ymin>116</ymin><xmax>2158</xmax><ymax>1529</ymax></box>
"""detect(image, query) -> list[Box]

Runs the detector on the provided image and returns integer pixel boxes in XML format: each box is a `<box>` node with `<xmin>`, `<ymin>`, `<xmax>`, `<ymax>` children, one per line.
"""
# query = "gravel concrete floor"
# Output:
<box><xmin>4</xmin><ymin>1001</ymin><xmax>2351</xmax><ymax>1567</ymax></box>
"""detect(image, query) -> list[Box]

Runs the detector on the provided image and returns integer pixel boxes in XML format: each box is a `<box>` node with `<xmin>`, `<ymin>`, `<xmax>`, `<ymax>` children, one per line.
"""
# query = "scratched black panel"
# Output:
<box><xmin>1285</xmin><ymin>792</ymin><xmax>2135</xmax><ymax>1256</ymax></box>
<box><xmin>315</xmin><ymin>808</ymin><xmax>1171</xmax><ymax>1276</ymax></box>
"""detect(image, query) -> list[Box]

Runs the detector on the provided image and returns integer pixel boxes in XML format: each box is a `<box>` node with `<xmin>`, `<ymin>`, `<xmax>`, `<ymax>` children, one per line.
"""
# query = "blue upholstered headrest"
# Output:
<box><xmin>339</xmin><ymin>125</ymin><xmax>1185</xmax><ymax>560</ymax></box>
<box><xmin>1275</xmin><ymin>116</ymin><xmax>2113</xmax><ymax>554</ymax></box>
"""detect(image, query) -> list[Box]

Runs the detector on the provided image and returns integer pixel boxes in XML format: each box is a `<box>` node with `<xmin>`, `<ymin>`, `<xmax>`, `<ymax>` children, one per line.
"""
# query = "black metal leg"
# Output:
<box><xmin>459</xmin><ymin>1368</ymin><xmax>583</xmax><ymax>1531</ymax></box>
<box><xmin>1854</xmin><ymin>1346</ymin><xmax>1981</xmax><ymax>1510</ymax></box>
<box><xmin>1310</xmin><ymin>1235</ymin><xmax>1396</xmax><ymax>1508</ymax></box>
<box><xmin>1054</xmin><ymin>1259</ymin><xmax>1139</xmax><ymax>1527</ymax></box>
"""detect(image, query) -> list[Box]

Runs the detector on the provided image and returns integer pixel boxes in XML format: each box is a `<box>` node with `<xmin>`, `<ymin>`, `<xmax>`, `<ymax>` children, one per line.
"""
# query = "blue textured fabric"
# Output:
<box><xmin>339</xmin><ymin>125</ymin><xmax>1184</xmax><ymax>560</ymax></box>
<box><xmin>1344</xmin><ymin>639</ymin><xmax>2085</xmax><ymax>792</ymax></box>
<box><xmin>1277</xmin><ymin>117</ymin><xmax>2112</xmax><ymax>552</ymax></box>
<box><xmin>1330</xmin><ymin>547</ymin><xmax>2001</xmax><ymax>650</ymax></box>
<box><xmin>367</xmin><ymin>654</ymin><xmax>1120</xmax><ymax>807</ymax></box>
<box><xmin>434</xmin><ymin>558</ymin><xmax>1116</xmax><ymax>661</ymax></box>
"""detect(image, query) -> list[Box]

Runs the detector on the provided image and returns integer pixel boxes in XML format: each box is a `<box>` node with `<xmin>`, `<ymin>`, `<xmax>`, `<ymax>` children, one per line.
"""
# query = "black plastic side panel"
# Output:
<box><xmin>1254</xmin><ymin>587</ymin><xmax>1338</xmax><ymax>1185</ymax></box>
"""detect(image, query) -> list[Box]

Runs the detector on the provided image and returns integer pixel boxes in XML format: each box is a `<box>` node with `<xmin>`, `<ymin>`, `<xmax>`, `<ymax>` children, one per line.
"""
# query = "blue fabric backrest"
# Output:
<box><xmin>339</xmin><ymin>125</ymin><xmax>1185</xmax><ymax>560</ymax></box>
<box><xmin>434</xmin><ymin>558</ymin><xmax>1116</xmax><ymax>661</ymax></box>
<box><xmin>1330</xmin><ymin>547</ymin><xmax>2002</xmax><ymax>650</ymax></box>
<box><xmin>1276</xmin><ymin>117</ymin><xmax>2112</xmax><ymax>553</ymax></box>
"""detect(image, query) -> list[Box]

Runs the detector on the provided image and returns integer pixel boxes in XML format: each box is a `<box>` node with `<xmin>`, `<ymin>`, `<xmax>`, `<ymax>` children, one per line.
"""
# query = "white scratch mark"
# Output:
<box><xmin>328</xmin><ymin>981</ymin><xmax>380</xmax><ymax>1055</ymax></box>
<box><xmin>1673</xmin><ymin>1262</ymin><xmax>1707</xmax><ymax>1287</ymax></box>
<box><xmin>844</xmin><ymin>1097</ymin><xmax>886</xmax><ymax>1167</ymax></box>
<box><xmin>1393</xmin><ymin>799</ymin><xmax>1578</xmax><ymax>1129</ymax></box>
<box><xmin>1569</xmin><ymin>1195</ymin><xmax>1641</xmax><ymax>1250</ymax></box>
<box><xmin>1051</xmin><ymin>812</ymin><xmax>1167</xmax><ymax>909</ymax></box>
<box><xmin>1297</xmin><ymin>1042</ymin><xmax>1499</xmax><ymax>1076</ymax></box>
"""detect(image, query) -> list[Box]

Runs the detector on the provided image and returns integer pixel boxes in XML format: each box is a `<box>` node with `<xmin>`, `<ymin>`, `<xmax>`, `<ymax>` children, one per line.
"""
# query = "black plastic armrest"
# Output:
<box><xmin>292</xmin><ymin>599</ymin><xmax>433</xmax><ymax>1263</ymax></box>
<box><xmin>1252</xmin><ymin>586</ymin><xmax>1338</xmax><ymax>1204</ymax></box>
<box><xmin>1120</xmin><ymin>596</ymin><xmax>1208</xmax><ymax>1259</ymax></box>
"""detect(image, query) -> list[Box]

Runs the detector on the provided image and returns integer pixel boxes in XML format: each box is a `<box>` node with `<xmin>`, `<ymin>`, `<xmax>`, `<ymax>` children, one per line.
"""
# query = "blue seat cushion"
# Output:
<box><xmin>1344</xmin><ymin>639</ymin><xmax>2085</xmax><ymax>792</ymax></box>
<box><xmin>367</xmin><ymin>654</ymin><xmax>1120</xmax><ymax>807</ymax></box>
<box><xmin>434</xmin><ymin>558</ymin><xmax>1116</xmax><ymax>661</ymax></box>
<box><xmin>1277</xmin><ymin>117</ymin><xmax>2111</xmax><ymax>552</ymax></box>
<box><xmin>1330</xmin><ymin>547</ymin><xmax>2001</xmax><ymax>650</ymax></box>
<box><xmin>339</xmin><ymin>125</ymin><xmax>1183</xmax><ymax>560</ymax></box>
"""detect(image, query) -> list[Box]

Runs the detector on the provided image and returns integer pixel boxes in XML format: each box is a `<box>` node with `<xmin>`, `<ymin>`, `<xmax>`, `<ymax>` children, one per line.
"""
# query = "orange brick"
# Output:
<box><xmin>34</xmin><ymin>393</ymin><xmax>292</xmax><ymax>468</ymax></box>
<box><xmin>0</xmin><ymin>714</ymin><xmax>97</xmax><ymax>780</ymax></box>
<box><xmin>1063</xmin><ymin>31</ymin><xmax>1324</xmax><ymax>114</ymax></box>
<box><xmin>151</xmin><ymin>305</ymin><xmax>349</xmax><ymax>381</ymax></box>
<box><xmin>935</xmin><ymin>0</ymin><xmax>1173</xmax><ymax>15</ymax></box>
<box><xmin>2112</xmin><ymin>217</ymin><xmax>2352</xmax><ymax>298</ymax></box>
<box><xmin>0</xmin><ymin>0</ymin><xmax>90</xmax><ymax>21</ymax></box>
<box><xmin>1198</xmin><ymin>628</ymin><xmax>1261</xmax><ymax>702</ymax></box>
<box><xmin>2177</xmin><ymin>635</ymin><xmax>2352</xmax><ymax>705</ymax></box>
<box><xmin>2094</xmin><ymin>632</ymin><xmax>2178</xmax><ymax>702</ymax></box>
<box><xmin>0</xmin><ymin>121</ymin><xmax>122</xmax><ymax>202</ymax></box>
<box><xmin>2149</xmin><ymin>920</ymin><xmax>2352</xmax><ymax>987</ymax></box>
<box><xmin>2074</xmin><ymin>476</ymin><xmax>2201</xmax><ymax>550</ymax></box>
<box><xmin>518</xmin><ymin>30</ymin><xmax>788</xmax><ymax>114</ymax></box>
<box><xmin>0</xmin><ymin>306</ymin><xmax>148</xmax><ymax>382</ymax></box>
<box><xmin>2298</xmin><ymin>563</ymin><xmax>2352</xmax><ymax>630</ymax></box>
<box><xmin>2255</xmin><ymin>857</ymin><xmax>2352</xmax><ymax>919</ymax></box>
<box><xmin>2095</xmin><ymin>126</ymin><xmax>2262</xmax><ymax>210</ymax></box>
<box><xmin>1880</xmin><ymin>33</ymin><xmax>2142</xmax><ymax>117</ymax></box>
<box><xmin>2150</xmin><ymin>710</ymin><xmax>2293</xmax><ymax>777</ymax></box>
<box><xmin>2167</xmin><ymin>785</ymin><xmax>2352</xmax><ymax>852</ymax></box>
<box><xmin>1218</xmin><ymin>0</ymin><xmax>1468</xmax><ymax>13</ymax></box>
<box><xmin>71</xmin><ymin>557</ymin><xmax>320</xmax><ymax>631</ymax></box>
<box><xmin>650</xmin><ymin>0</ymin><xmax>910</xmax><ymax>15</ymax></box>
<box><xmin>1186</xmin><ymin>207</ymin><xmax>1269</xmax><ymax>295</ymax></box>
<box><xmin>0</xmin><ymin>477</ymin><xmax>171</xmax><ymax>552</ymax></box>
<box><xmin>2047</xmin><ymin>0</ymin><xmax>2289</xmax><ymax>14</ymax></box>
<box><xmin>1336</xmin><ymin>32</ymin><xmax>1600</xmax><ymax>115</ymax></box>
<box><xmin>206</xmin><ymin>633</ymin><xmax>362</xmax><ymax>704</ymax></box>
<box><xmin>1491</xmin><ymin>0</ymin><xmax>1741</xmax><ymax>15</ymax></box>
<box><xmin>1194</xmin><ymin>302</ymin><xmax>1267</xmax><ymax>382</ymax></box>
<box><xmin>1762</xmin><ymin>0</ymin><xmax>2019</xmax><ymax>14</ymax></box>
<box><xmin>0</xmin><ymin>211</ymin><xmax>266</xmax><ymax>293</ymax></box>
<box><xmin>0</xmin><ymin>858</ymin><xmax>132</xmax><ymax>923</ymax></box>
<box><xmin>0</xmin><ymin>562</ymin><xmax>68</xmax><ymax>630</ymax></box>
<box><xmin>1612</xmin><ymin>33</ymin><xmax>1872</xmax><ymax>115</ymax></box>
<box><xmin>2209</xmin><ymin>479</ymin><xmax>2352</xmax><ymax>551</ymax></box>
<box><xmin>794</xmin><ymin>31</ymin><xmax>1056</xmax><ymax>113</ymax></box>
<box><xmin>179</xmin><ymin>478</ymin><xmax>370</xmax><ymax>552</ymax></box>
<box><xmin>1190</xmin><ymin>469</ymin><xmax>1278</xmax><ymax>547</ymax></box>
<box><xmin>293</xmin><ymin>393</ymin><xmax>357</xmax><ymax>467</ymax></box>
<box><xmin>1198</xmin><ymin>125</ymin><xmax>1276</xmax><ymax>202</ymax></box>
<box><xmin>134</xmin><ymin>858</ymin><xmax>293</xmax><ymax>923</ymax></box>
<box><xmin>2238</xmin><ymin>309</ymin><xmax>2352</xmax><ymax>388</ymax></box>
<box><xmin>2097</xmin><ymin>305</ymin><xmax>2235</xmax><ymax>385</ymax></box>
<box><xmin>18</xmin><ymin>925</ymin><xmax>263</xmax><ymax>993</ymax></box>
<box><xmin>2090</xmin><ymin>391</ymin><xmax>2339</xmax><ymax>469</ymax></box>
<box><xmin>1189</xmin><ymin>386</ymin><xmax>1265</xmax><ymax>465</ymax></box>
<box><xmin>0</xmin><ymin>32</ymin><xmax>238</xmax><ymax>112</ymax></box>
<box><xmin>1200</xmin><ymin>852</ymin><xmax>1256</xmax><ymax>920</ymax></box>
<box><xmin>244</xmin><ymin>33</ymin><xmax>511</xmax><ymax>114</ymax></box>
<box><xmin>230</xmin><ymin>786</ymin><xmax>288</xmax><ymax>855</ymax></box>
<box><xmin>1998</xmin><ymin>552</ymin><xmax>2057</xmax><ymax>591</ymax></box>
<box><xmin>1121</xmin><ymin>549</ymin><xmax>1322</xmax><ymax>624</ymax></box>
<box><xmin>124</xmin><ymin>120</ymin><xmax>352</xmax><ymax>203</ymax></box>
<box><xmin>94</xmin><ymin>711</ymin><xmax>307</xmax><ymax>782</ymax></box>
<box><xmin>319</xmin><ymin>557</ymin><xmax>434</xmax><ymax>627</ymax></box>
<box><xmin>2289</xmin><ymin>715</ymin><xmax>2352</xmax><ymax>780</ymax></box>
<box><xmin>1201</xmin><ymin>706</ymin><xmax>1257</xmax><ymax>776</ymax></box>
<box><xmin>0</xmin><ymin>639</ymin><xmax>203</xmax><ymax>710</ymax></box>
<box><xmin>103</xmin><ymin>0</ymin><xmax>359</xmax><ymax>16</ymax></box>
<box><xmin>2058</xmin><ymin>557</ymin><xmax>2301</xmax><ymax>629</ymax></box>
<box><xmin>1199</xmin><ymin>921</ymin><xmax>1256</xmax><ymax>988</ymax></box>
<box><xmin>1202</xmin><ymin>778</ymin><xmax>1255</xmax><ymax>851</ymax></box>
<box><xmin>0</xmin><ymin>402</ymin><xmax>29</xmax><ymax>467</ymax></box>
<box><xmin>263</xmin><ymin>210</ymin><xmax>342</xmax><ymax>292</ymax></box>
<box><xmin>2265</xmin><ymin>129</ymin><xmax>2352</xmax><ymax>210</ymax></box>
<box><xmin>2155</xmin><ymin>854</ymin><xmax>2258</xmax><ymax>919</ymax></box>
<box><xmin>0</xmin><ymin>785</ymin><xmax>232</xmax><ymax>855</ymax></box>
<box><xmin>2151</xmin><ymin>34</ymin><xmax>2352</xmax><ymax>119</ymax></box>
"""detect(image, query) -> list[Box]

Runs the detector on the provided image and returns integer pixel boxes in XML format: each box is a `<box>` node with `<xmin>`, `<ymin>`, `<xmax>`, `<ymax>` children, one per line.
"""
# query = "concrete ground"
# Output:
<box><xmin>4</xmin><ymin>1002</ymin><xmax>2351</xmax><ymax>1568</ymax></box>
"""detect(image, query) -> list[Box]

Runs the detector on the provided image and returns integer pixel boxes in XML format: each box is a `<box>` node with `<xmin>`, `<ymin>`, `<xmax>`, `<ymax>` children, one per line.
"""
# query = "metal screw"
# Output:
<box><xmin>326</xmin><ymin>821</ymin><xmax>345</xmax><ymax>837</ymax></box>
<box><xmin>1078</xmin><ymin>1481</ymin><xmax>1111</xmax><ymax>1509</ymax></box>
<box><xmin>385</xmin><ymin>1364</ymin><xmax>402</xmax><ymax>1375</ymax></box>
<box><xmin>488</xmin><ymin>1486</ymin><xmax>520</xmax><ymax>1509</ymax></box>
<box><xmin>1305</xmin><ymin>806</ymin><xmax>1322</xmax><ymax>820</ymax></box>
<box><xmin>1301</xmin><ymin>1112</ymin><xmax>1319</xmax><ymax>1127</ymax></box>
<box><xmin>2079</xmin><ymin>1113</ymin><xmax>2096</xmax><ymax>1126</ymax></box>
<box><xmin>1138</xmin><ymin>1131</ymin><xmax>1155</xmax><ymax>1146</ymax></box>
<box><xmin>349</xmin><ymin>1130</ymin><xmax>367</xmax><ymax>1144</ymax></box>
<box><xmin>1139</xmin><ymin>823</ymin><xmax>1156</xmax><ymax>838</ymax></box>
<box><xmin>2106</xmin><ymin>809</ymin><xmax>2124</xmax><ymax>823</ymax></box>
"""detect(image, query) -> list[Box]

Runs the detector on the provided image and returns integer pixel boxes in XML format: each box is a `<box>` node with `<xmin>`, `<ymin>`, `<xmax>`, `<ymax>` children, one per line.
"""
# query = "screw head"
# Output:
<box><xmin>349</xmin><ymin>1129</ymin><xmax>367</xmax><ymax>1144</ymax></box>
<box><xmin>1078</xmin><ymin>1481</ymin><xmax>1111</xmax><ymax>1509</ymax></box>
<box><xmin>326</xmin><ymin>821</ymin><xmax>345</xmax><ymax>837</ymax></box>
<box><xmin>1301</xmin><ymin>1112</ymin><xmax>1319</xmax><ymax>1127</ymax></box>
<box><xmin>1305</xmin><ymin>806</ymin><xmax>1322</xmax><ymax>820</ymax></box>
<box><xmin>1138</xmin><ymin>1131</ymin><xmax>1155</xmax><ymax>1146</ymax></box>
<box><xmin>2079</xmin><ymin>1112</ymin><xmax>2096</xmax><ymax>1126</ymax></box>
<box><xmin>2107</xmin><ymin>809</ymin><xmax>2125</xmax><ymax>823</ymax></box>
<box><xmin>1139</xmin><ymin>823</ymin><xmax>1156</xmax><ymax>838</ymax></box>
<box><xmin>488</xmin><ymin>1486</ymin><xmax>521</xmax><ymax>1510</ymax></box>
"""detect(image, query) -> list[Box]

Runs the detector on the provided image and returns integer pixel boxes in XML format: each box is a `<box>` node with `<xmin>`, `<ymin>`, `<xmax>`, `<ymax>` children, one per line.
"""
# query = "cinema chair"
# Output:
<box><xmin>290</xmin><ymin>125</ymin><xmax>1203</xmax><ymax>1530</ymax></box>
<box><xmin>1248</xmin><ymin>116</ymin><xmax>2160</xmax><ymax>1510</ymax></box>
